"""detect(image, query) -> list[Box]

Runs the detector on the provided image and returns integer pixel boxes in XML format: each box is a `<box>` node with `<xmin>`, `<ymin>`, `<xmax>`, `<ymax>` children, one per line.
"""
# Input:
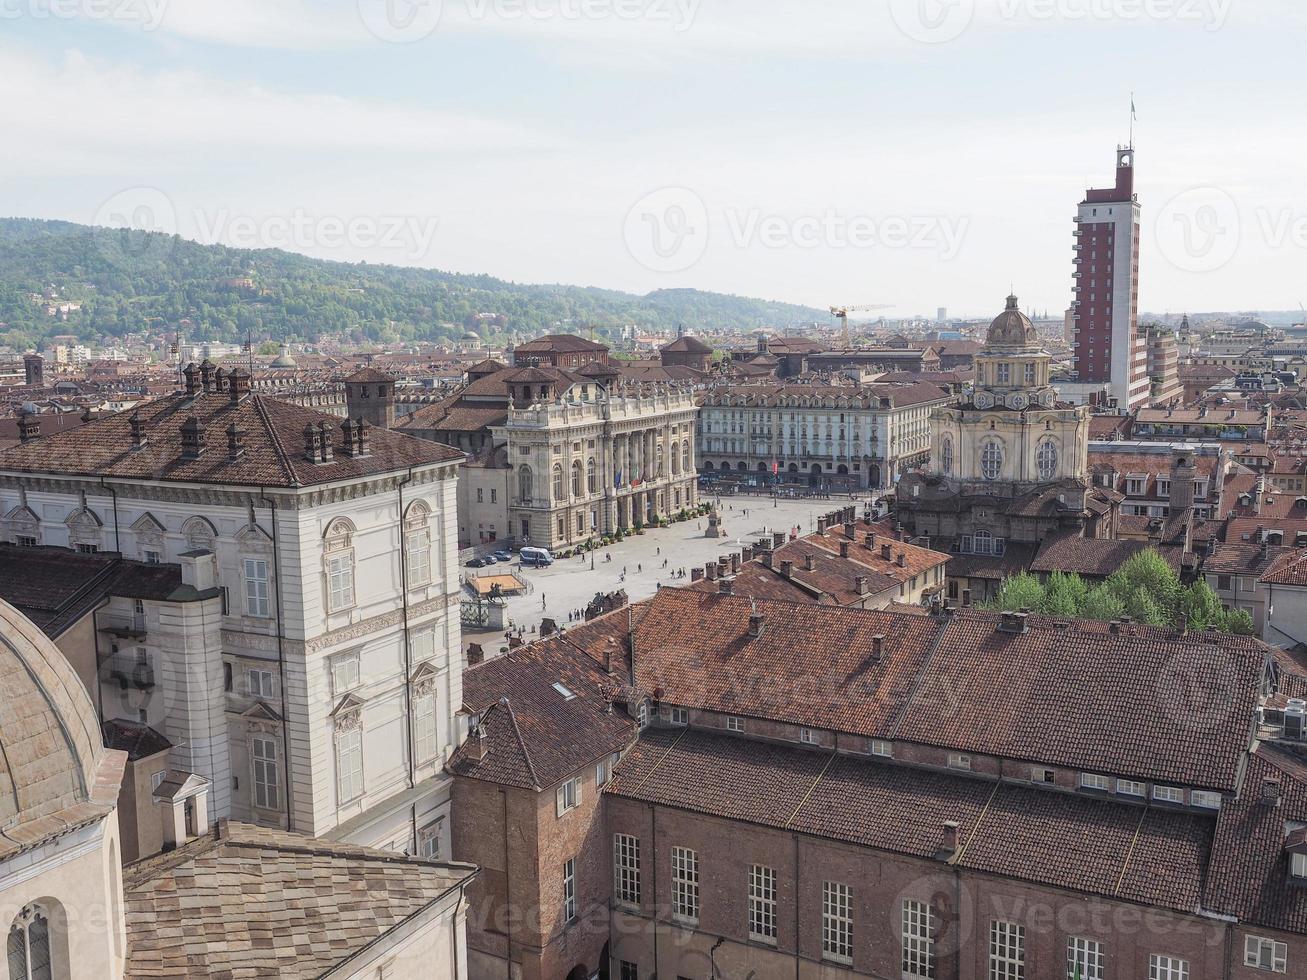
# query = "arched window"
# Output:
<box><xmin>1037</xmin><ymin>439</ymin><xmax>1059</xmax><ymax>481</ymax></box>
<box><xmin>981</xmin><ymin>440</ymin><xmax>1003</xmax><ymax>481</ymax></box>
<box><xmin>586</xmin><ymin>457</ymin><xmax>597</xmax><ymax>494</ymax></box>
<box><xmin>518</xmin><ymin>465</ymin><xmax>533</xmax><ymax>502</ymax></box>
<box><xmin>940</xmin><ymin>437</ymin><xmax>953</xmax><ymax>476</ymax></box>
<box><xmin>973</xmin><ymin>529</ymin><xmax>994</xmax><ymax>555</ymax></box>
<box><xmin>571</xmin><ymin>460</ymin><xmax>583</xmax><ymax>497</ymax></box>
<box><xmin>682</xmin><ymin>439</ymin><xmax>691</xmax><ymax>473</ymax></box>
<box><xmin>656</xmin><ymin>444</ymin><xmax>664</xmax><ymax>479</ymax></box>
<box><xmin>671</xmin><ymin>445</ymin><xmax>680</xmax><ymax>476</ymax></box>
<box><xmin>8</xmin><ymin>905</ymin><xmax>52</xmax><ymax>980</ymax></box>
<box><xmin>552</xmin><ymin>463</ymin><xmax>565</xmax><ymax>500</ymax></box>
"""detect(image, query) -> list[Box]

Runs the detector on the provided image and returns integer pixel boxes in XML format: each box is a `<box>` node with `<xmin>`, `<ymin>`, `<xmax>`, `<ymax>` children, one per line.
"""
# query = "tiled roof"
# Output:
<box><xmin>103</xmin><ymin>720</ymin><xmax>172</xmax><ymax>761</ymax></box>
<box><xmin>0</xmin><ymin>391</ymin><xmax>461</xmax><ymax>487</ymax></box>
<box><xmin>449</xmin><ymin>636</ymin><xmax>634</xmax><ymax>789</ymax></box>
<box><xmin>629</xmin><ymin>590</ymin><xmax>1267</xmax><ymax>791</ymax></box>
<box><xmin>1030</xmin><ymin>536</ymin><xmax>1183</xmax><ymax>577</ymax></box>
<box><xmin>1204</xmin><ymin>541</ymin><xmax>1297</xmax><ymax>576</ymax></box>
<box><xmin>123</xmin><ymin>822</ymin><xmax>477</xmax><ymax>979</ymax></box>
<box><xmin>661</xmin><ymin>336</ymin><xmax>712</xmax><ymax>353</ymax></box>
<box><xmin>1261</xmin><ymin>550</ymin><xmax>1307</xmax><ymax>586</ymax></box>
<box><xmin>513</xmin><ymin>334</ymin><xmax>608</xmax><ymax>353</ymax></box>
<box><xmin>342</xmin><ymin>367</ymin><xmax>394</xmax><ymax>383</ymax></box>
<box><xmin>608</xmin><ymin>727</ymin><xmax>1213</xmax><ymax>914</ymax></box>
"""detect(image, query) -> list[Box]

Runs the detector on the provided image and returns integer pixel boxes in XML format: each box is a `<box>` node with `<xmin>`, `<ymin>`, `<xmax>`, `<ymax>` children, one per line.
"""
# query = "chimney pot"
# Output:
<box><xmin>183</xmin><ymin>362</ymin><xmax>199</xmax><ymax>397</ymax></box>
<box><xmin>228</xmin><ymin>368</ymin><xmax>250</xmax><ymax>405</ymax></box>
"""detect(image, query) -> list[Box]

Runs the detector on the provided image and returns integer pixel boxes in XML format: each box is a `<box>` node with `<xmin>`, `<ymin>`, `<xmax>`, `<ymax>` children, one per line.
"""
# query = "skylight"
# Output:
<box><xmin>552</xmin><ymin>682</ymin><xmax>576</xmax><ymax>701</ymax></box>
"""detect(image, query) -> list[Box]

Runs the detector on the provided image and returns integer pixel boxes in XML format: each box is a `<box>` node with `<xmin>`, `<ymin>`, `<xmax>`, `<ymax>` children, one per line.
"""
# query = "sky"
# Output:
<box><xmin>3</xmin><ymin>0</ymin><xmax>1305</xmax><ymax>321</ymax></box>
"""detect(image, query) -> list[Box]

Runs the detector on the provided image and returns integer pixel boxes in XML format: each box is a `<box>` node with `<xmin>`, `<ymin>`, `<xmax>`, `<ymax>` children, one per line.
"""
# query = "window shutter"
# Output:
<box><xmin>575</xmin><ymin>777</ymin><xmax>583</xmax><ymax>807</ymax></box>
<box><xmin>556</xmin><ymin>785</ymin><xmax>565</xmax><ymax>818</ymax></box>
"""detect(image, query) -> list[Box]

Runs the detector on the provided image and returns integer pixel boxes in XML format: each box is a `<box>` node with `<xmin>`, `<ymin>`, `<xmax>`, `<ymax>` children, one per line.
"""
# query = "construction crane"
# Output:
<box><xmin>829</xmin><ymin>305</ymin><xmax>894</xmax><ymax>347</ymax></box>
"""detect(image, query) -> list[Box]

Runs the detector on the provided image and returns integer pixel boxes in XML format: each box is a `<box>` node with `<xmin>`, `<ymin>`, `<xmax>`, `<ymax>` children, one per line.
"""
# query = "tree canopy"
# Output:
<box><xmin>985</xmin><ymin>549</ymin><xmax>1255</xmax><ymax>635</ymax></box>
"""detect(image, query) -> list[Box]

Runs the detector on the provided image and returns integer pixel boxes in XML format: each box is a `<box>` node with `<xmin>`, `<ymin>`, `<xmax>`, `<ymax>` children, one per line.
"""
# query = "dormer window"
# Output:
<box><xmin>1293</xmin><ymin>852</ymin><xmax>1307</xmax><ymax>879</ymax></box>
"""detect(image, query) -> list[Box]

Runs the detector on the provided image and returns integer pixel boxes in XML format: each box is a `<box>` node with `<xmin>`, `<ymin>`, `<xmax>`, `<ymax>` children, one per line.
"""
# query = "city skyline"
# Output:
<box><xmin>2</xmin><ymin>2</ymin><xmax>1305</xmax><ymax>320</ymax></box>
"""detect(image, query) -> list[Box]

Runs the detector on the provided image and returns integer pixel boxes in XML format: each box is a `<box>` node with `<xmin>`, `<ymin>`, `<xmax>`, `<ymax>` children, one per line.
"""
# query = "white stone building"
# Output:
<box><xmin>0</xmin><ymin>363</ymin><xmax>465</xmax><ymax>857</ymax></box>
<box><xmin>696</xmin><ymin>381</ymin><xmax>950</xmax><ymax>490</ymax></box>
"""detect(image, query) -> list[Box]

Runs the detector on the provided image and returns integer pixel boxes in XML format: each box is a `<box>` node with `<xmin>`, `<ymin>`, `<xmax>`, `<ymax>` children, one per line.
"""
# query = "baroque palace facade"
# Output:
<box><xmin>0</xmin><ymin>363</ymin><xmax>467</xmax><ymax>859</ymax></box>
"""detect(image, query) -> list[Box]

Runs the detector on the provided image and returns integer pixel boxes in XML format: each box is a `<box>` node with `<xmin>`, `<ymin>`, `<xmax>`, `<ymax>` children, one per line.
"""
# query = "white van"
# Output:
<box><xmin>519</xmin><ymin>547</ymin><xmax>554</xmax><ymax>567</ymax></box>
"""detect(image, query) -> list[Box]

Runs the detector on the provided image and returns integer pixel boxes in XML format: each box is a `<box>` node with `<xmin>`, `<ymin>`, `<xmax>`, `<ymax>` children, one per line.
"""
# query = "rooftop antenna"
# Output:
<box><xmin>1129</xmin><ymin>92</ymin><xmax>1137</xmax><ymax>148</ymax></box>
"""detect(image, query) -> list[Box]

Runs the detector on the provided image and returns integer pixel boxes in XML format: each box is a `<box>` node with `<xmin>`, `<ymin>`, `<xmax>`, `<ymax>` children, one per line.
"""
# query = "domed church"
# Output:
<box><xmin>898</xmin><ymin>295</ymin><xmax>1117</xmax><ymax>600</ymax></box>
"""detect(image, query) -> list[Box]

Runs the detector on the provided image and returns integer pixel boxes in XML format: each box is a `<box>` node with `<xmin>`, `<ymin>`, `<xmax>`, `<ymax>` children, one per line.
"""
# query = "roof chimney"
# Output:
<box><xmin>748</xmin><ymin>612</ymin><xmax>765</xmax><ymax>637</ymax></box>
<box><xmin>719</xmin><ymin>578</ymin><xmax>734</xmax><ymax>596</ymax></box>
<box><xmin>844</xmin><ymin>521</ymin><xmax>855</xmax><ymax>539</ymax></box>
<box><xmin>180</xmin><ymin>416</ymin><xmax>205</xmax><ymax>460</ymax></box>
<box><xmin>228</xmin><ymin>368</ymin><xmax>251</xmax><ymax>404</ymax></box>
<box><xmin>865</xmin><ymin>531</ymin><xmax>876</xmax><ymax>549</ymax></box>
<box><xmin>17</xmin><ymin>411</ymin><xmax>39</xmax><ymax>444</ymax></box>
<box><xmin>941</xmin><ymin>820</ymin><xmax>961</xmax><ymax>858</ymax></box>
<box><xmin>705</xmin><ymin>562</ymin><xmax>717</xmax><ymax>581</ymax></box>
<box><xmin>339</xmin><ymin>418</ymin><xmax>357</xmax><ymax>457</ymax></box>
<box><xmin>840</xmin><ymin>541</ymin><xmax>851</xmax><ymax>559</ymax></box>
<box><xmin>1263</xmin><ymin>777</ymin><xmax>1281</xmax><ymax>806</ymax></box>
<box><xmin>881</xmin><ymin>543</ymin><xmax>892</xmax><ymax>561</ymax></box>
<box><xmin>871</xmin><ymin>634</ymin><xmax>884</xmax><ymax>658</ymax></box>
<box><xmin>804</xmin><ymin>554</ymin><xmax>816</xmax><ymax>572</ymax></box>
<box><xmin>466</xmin><ymin>723</ymin><xmax>490</xmax><ymax>762</ymax></box>
<box><xmin>303</xmin><ymin>423</ymin><xmax>319</xmax><ymax>463</ymax></box>
<box><xmin>183</xmin><ymin>362</ymin><xmax>199</xmax><ymax>398</ymax></box>
<box><xmin>817</xmin><ymin>517</ymin><xmax>828</xmax><ymax>533</ymax></box>
<box><xmin>318</xmin><ymin>421</ymin><xmax>334</xmax><ymax>463</ymax></box>
<box><xmin>998</xmin><ymin>611</ymin><xmax>1029</xmax><ymax>634</ymax></box>
<box><xmin>226</xmin><ymin>422</ymin><xmax>245</xmax><ymax>461</ymax></box>
<box><xmin>129</xmin><ymin>411</ymin><xmax>146</xmax><ymax>451</ymax></box>
<box><xmin>780</xmin><ymin>560</ymin><xmax>794</xmax><ymax>578</ymax></box>
<box><xmin>213</xmin><ymin>367</ymin><xmax>225</xmax><ymax>393</ymax></box>
<box><xmin>773</xmin><ymin>531</ymin><xmax>785</xmax><ymax>548</ymax></box>
<box><xmin>896</xmin><ymin>552</ymin><xmax>906</xmax><ymax>568</ymax></box>
<box><xmin>856</xmin><ymin>575</ymin><xmax>869</xmax><ymax>595</ymax></box>
<box><xmin>199</xmin><ymin>359</ymin><xmax>215</xmax><ymax>393</ymax></box>
<box><xmin>355</xmin><ymin>417</ymin><xmax>370</xmax><ymax>456</ymax></box>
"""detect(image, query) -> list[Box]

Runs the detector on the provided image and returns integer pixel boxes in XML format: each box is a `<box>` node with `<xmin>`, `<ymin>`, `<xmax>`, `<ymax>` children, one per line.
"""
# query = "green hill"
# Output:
<box><xmin>0</xmin><ymin>217</ymin><xmax>823</xmax><ymax>350</ymax></box>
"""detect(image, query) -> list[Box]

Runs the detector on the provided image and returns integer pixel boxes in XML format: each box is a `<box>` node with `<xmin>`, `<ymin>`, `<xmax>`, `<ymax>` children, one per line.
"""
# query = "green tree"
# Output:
<box><xmin>1103</xmin><ymin>549</ymin><xmax>1181</xmax><ymax>621</ymax></box>
<box><xmin>988</xmin><ymin>572</ymin><xmax>1045</xmax><ymax>613</ymax></box>
<box><xmin>1081</xmin><ymin>585</ymin><xmax>1128</xmax><ymax>622</ymax></box>
<box><xmin>1177</xmin><ymin>581</ymin><xmax>1226</xmax><ymax>631</ymax></box>
<box><xmin>1041</xmin><ymin>570</ymin><xmax>1090</xmax><ymax>618</ymax></box>
<box><xmin>1223</xmin><ymin>609</ymin><xmax>1256</xmax><ymax>635</ymax></box>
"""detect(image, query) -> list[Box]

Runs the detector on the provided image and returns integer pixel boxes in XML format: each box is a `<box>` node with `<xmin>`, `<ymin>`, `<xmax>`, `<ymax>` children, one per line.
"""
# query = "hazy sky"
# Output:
<box><xmin>4</xmin><ymin>0</ymin><xmax>1305</xmax><ymax>320</ymax></box>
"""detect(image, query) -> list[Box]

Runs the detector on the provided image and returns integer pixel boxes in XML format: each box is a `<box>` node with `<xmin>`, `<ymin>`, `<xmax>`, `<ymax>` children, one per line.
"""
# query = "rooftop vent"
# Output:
<box><xmin>1285</xmin><ymin>699</ymin><xmax>1306</xmax><ymax>739</ymax></box>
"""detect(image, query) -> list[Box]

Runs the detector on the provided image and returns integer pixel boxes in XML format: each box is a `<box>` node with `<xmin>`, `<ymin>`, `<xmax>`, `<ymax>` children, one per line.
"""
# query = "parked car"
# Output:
<box><xmin>465</xmin><ymin>557</ymin><xmax>490</xmax><ymax>568</ymax></box>
<box><xmin>492</xmin><ymin>550</ymin><xmax>513</xmax><ymax>562</ymax></box>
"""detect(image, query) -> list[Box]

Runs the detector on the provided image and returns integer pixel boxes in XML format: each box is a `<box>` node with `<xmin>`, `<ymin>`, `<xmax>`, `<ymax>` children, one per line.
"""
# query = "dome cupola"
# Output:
<box><xmin>986</xmin><ymin>294</ymin><xmax>1039</xmax><ymax>348</ymax></box>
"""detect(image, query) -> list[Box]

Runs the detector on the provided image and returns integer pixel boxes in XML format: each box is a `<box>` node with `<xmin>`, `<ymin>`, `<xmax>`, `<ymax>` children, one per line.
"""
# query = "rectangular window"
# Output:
<box><xmin>1149</xmin><ymin>954</ymin><xmax>1189</xmax><ymax>980</ymax></box>
<box><xmin>76</xmin><ymin>542</ymin><xmax>99</xmax><ymax>554</ymax></box>
<box><xmin>1117</xmin><ymin>779</ymin><xmax>1145</xmax><ymax>796</ymax></box>
<box><xmin>989</xmin><ymin>920</ymin><xmax>1025</xmax><ymax>979</ymax></box>
<box><xmin>414</xmin><ymin>695</ymin><xmax>437</xmax><ymax>763</ymax></box>
<box><xmin>331</xmin><ymin>653</ymin><xmax>360</xmax><ymax>694</ymax></box>
<box><xmin>150</xmin><ymin>769</ymin><xmax>167</xmax><ymax>792</ymax></box>
<box><xmin>1067</xmin><ymin>937</ymin><xmax>1103</xmax><ymax>980</ymax></box>
<box><xmin>1152</xmin><ymin>785</ymin><xmax>1184</xmax><ymax>804</ymax></box>
<box><xmin>406</xmin><ymin>530</ymin><xmax>431</xmax><ymax>588</ymax></box>
<box><xmin>671</xmin><ymin>846</ymin><xmax>699</xmax><ymax>922</ymax></box>
<box><xmin>800</xmin><ymin>728</ymin><xmax>818</xmax><ymax>745</ymax></box>
<box><xmin>562</xmin><ymin>858</ymin><xmax>577</xmax><ymax>924</ymax></box>
<box><xmin>614</xmin><ymin>834</ymin><xmax>641</xmax><ymax>906</ymax></box>
<box><xmin>143</xmin><ymin>549</ymin><xmax>161</xmax><ymax>564</ymax></box>
<box><xmin>1217</xmin><ymin>575</ymin><xmax>1232</xmax><ymax>591</ymax></box>
<box><xmin>1079</xmin><ymin>773</ymin><xmax>1109</xmax><ymax>791</ymax></box>
<box><xmin>329</xmin><ymin>553</ymin><xmax>355</xmax><ymax>610</ymax></box>
<box><xmin>1191</xmin><ymin>790</ymin><xmax>1221</xmax><ymax>809</ymax></box>
<box><xmin>243</xmin><ymin>558</ymin><xmax>270</xmax><ymax>617</ymax></box>
<box><xmin>948</xmin><ymin>753</ymin><xmax>971</xmax><ymax>770</ymax></box>
<box><xmin>619</xmin><ymin>963</ymin><xmax>637</xmax><ymax>980</ymax></box>
<box><xmin>997</xmin><ymin>363</ymin><xmax>1011</xmax><ymax>384</ymax></box>
<box><xmin>596</xmin><ymin>758</ymin><xmax>611</xmax><ymax>787</ymax></box>
<box><xmin>1292</xmin><ymin>852</ymin><xmax>1307</xmax><ymax>878</ymax></box>
<box><xmin>669</xmin><ymin>707</ymin><xmax>689</xmax><ymax>726</ymax></box>
<box><xmin>902</xmin><ymin>899</ymin><xmax>935</xmax><ymax>978</ymax></box>
<box><xmin>749</xmin><ymin>865</ymin><xmax>777</xmax><ymax>942</ymax></box>
<box><xmin>726</xmin><ymin>716</ymin><xmax>745</xmax><ymax>732</ymax></box>
<box><xmin>247</xmin><ymin>668</ymin><xmax>274</xmax><ymax>699</ymax></box>
<box><xmin>252</xmin><ymin>736</ymin><xmax>279</xmax><ymax>810</ymax></box>
<box><xmin>556</xmin><ymin>775</ymin><xmax>582</xmax><ymax>816</ymax></box>
<box><xmin>822</xmin><ymin>881</ymin><xmax>853</xmax><ymax>962</ymax></box>
<box><xmin>1244</xmin><ymin>935</ymin><xmax>1287</xmax><ymax>972</ymax></box>
<box><xmin>871</xmin><ymin>739</ymin><xmax>893</xmax><ymax>757</ymax></box>
<box><xmin>336</xmin><ymin>728</ymin><xmax>364</xmax><ymax>803</ymax></box>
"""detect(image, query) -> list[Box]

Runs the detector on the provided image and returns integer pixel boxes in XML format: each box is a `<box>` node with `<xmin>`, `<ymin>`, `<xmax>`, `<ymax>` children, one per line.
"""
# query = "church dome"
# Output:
<box><xmin>986</xmin><ymin>294</ymin><xmax>1038</xmax><ymax>348</ymax></box>
<box><xmin>270</xmin><ymin>343</ymin><xmax>297</xmax><ymax>369</ymax></box>
<box><xmin>0</xmin><ymin>597</ymin><xmax>105</xmax><ymax>832</ymax></box>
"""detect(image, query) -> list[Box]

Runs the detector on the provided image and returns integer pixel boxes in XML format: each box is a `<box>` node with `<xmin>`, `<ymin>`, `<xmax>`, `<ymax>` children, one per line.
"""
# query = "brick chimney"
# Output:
<box><xmin>871</xmin><ymin>634</ymin><xmax>884</xmax><ymax>658</ymax></box>
<box><xmin>942</xmin><ymin>820</ymin><xmax>961</xmax><ymax>856</ymax></box>
<box><xmin>17</xmin><ymin>411</ymin><xmax>39</xmax><ymax>444</ymax></box>
<box><xmin>748</xmin><ymin>612</ymin><xmax>765</xmax><ymax>637</ymax></box>
<box><xmin>318</xmin><ymin>421</ymin><xmax>334</xmax><ymax>463</ymax></box>
<box><xmin>128</xmin><ymin>411</ymin><xmax>146</xmax><ymax>451</ymax></box>
<box><xmin>180</xmin><ymin>416</ymin><xmax>205</xmax><ymax>460</ymax></box>
<box><xmin>213</xmin><ymin>367</ymin><xmax>225</xmax><ymax>393</ymax></box>
<box><xmin>355</xmin><ymin>417</ymin><xmax>371</xmax><ymax>456</ymax></box>
<box><xmin>998</xmin><ymin>611</ymin><xmax>1029</xmax><ymax>634</ymax></box>
<box><xmin>817</xmin><ymin>516</ymin><xmax>828</xmax><ymax>533</ymax></box>
<box><xmin>199</xmin><ymin>359</ymin><xmax>215</xmax><ymax>393</ymax></box>
<box><xmin>1262</xmin><ymin>777</ymin><xmax>1281</xmax><ymax>805</ymax></box>
<box><xmin>226</xmin><ymin>423</ymin><xmax>245</xmax><ymax>461</ymax></box>
<box><xmin>881</xmin><ymin>543</ymin><xmax>893</xmax><ymax>561</ymax></box>
<box><xmin>705</xmin><ymin>562</ymin><xmax>717</xmax><ymax>581</ymax></box>
<box><xmin>896</xmin><ymin>552</ymin><xmax>906</xmax><ymax>568</ymax></box>
<box><xmin>840</xmin><ymin>541</ymin><xmax>851</xmax><ymax>559</ymax></box>
<box><xmin>466</xmin><ymin>723</ymin><xmax>490</xmax><ymax>762</ymax></box>
<box><xmin>865</xmin><ymin>531</ymin><xmax>876</xmax><ymax>549</ymax></box>
<box><xmin>466</xmin><ymin>643</ymin><xmax>485</xmax><ymax>666</ymax></box>
<box><xmin>183</xmin><ymin>362</ymin><xmax>199</xmax><ymax>398</ymax></box>
<box><xmin>228</xmin><ymin>368</ymin><xmax>251</xmax><ymax>404</ymax></box>
<box><xmin>719</xmin><ymin>578</ymin><xmax>734</xmax><ymax>596</ymax></box>
<box><xmin>804</xmin><ymin>554</ymin><xmax>816</xmax><ymax>571</ymax></box>
<box><xmin>856</xmin><ymin>575</ymin><xmax>869</xmax><ymax>595</ymax></box>
<box><xmin>339</xmin><ymin>418</ymin><xmax>358</xmax><ymax>458</ymax></box>
<box><xmin>780</xmin><ymin>560</ymin><xmax>794</xmax><ymax>578</ymax></box>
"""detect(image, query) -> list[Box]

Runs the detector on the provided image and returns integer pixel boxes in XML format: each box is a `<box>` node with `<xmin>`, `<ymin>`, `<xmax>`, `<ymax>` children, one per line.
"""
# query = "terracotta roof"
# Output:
<box><xmin>103</xmin><ymin>720</ymin><xmax>172</xmax><ymax>761</ymax></box>
<box><xmin>660</xmin><ymin>336</ymin><xmax>712</xmax><ymax>354</ymax></box>
<box><xmin>1261</xmin><ymin>550</ymin><xmax>1307</xmax><ymax>586</ymax></box>
<box><xmin>342</xmin><ymin>367</ymin><xmax>394</xmax><ymax>384</ymax></box>
<box><xmin>608</xmin><ymin>727</ymin><xmax>1212</xmax><ymax>914</ymax></box>
<box><xmin>0</xmin><ymin>391</ymin><xmax>461</xmax><ymax>488</ymax></box>
<box><xmin>449</xmin><ymin>636</ymin><xmax>634</xmax><ymax>789</ymax></box>
<box><xmin>1205</xmin><ymin>541</ymin><xmax>1297</xmax><ymax>576</ymax></box>
<box><xmin>629</xmin><ymin>590</ymin><xmax>1266</xmax><ymax>791</ymax></box>
<box><xmin>1030</xmin><ymin>536</ymin><xmax>1183</xmax><ymax>578</ymax></box>
<box><xmin>123</xmin><ymin>822</ymin><xmax>477</xmax><ymax>978</ymax></box>
<box><xmin>513</xmin><ymin>334</ymin><xmax>608</xmax><ymax>353</ymax></box>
